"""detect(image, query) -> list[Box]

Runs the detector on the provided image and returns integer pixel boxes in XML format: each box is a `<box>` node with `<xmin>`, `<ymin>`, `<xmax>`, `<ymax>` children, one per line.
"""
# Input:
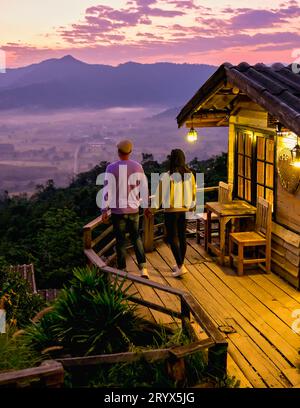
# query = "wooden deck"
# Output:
<box><xmin>126</xmin><ymin>239</ymin><xmax>300</xmax><ymax>388</ymax></box>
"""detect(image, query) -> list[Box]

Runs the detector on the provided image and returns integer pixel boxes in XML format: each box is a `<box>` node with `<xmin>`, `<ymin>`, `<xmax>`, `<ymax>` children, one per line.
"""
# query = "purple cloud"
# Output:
<box><xmin>195</xmin><ymin>2</ymin><xmax>294</xmax><ymax>34</ymax></box>
<box><xmin>60</xmin><ymin>1</ymin><xmax>184</xmax><ymax>44</ymax></box>
<box><xmin>4</xmin><ymin>0</ymin><xmax>300</xmax><ymax>67</ymax></box>
<box><xmin>165</xmin><ymin>0</ymin><xmax>203</xmax><ymax>9</ymax></box>
<box><xmin>135</xmin><ymin>0</ymin><xmax>157</xmax><ymax>6</ymax></box>
<box><xmin>5</xmin><ymin>30</ymin><xmax>300</xmax><ymax>68</ymax></box>
<box><xmin>136</xmin><ymin>32</ymin><xmax>164</xmax><ymax>39</ymax></box>
<box><xmin>230</xmin><ymin>10</ymin><xmax>288</xmax><ymax>29</ymax></box>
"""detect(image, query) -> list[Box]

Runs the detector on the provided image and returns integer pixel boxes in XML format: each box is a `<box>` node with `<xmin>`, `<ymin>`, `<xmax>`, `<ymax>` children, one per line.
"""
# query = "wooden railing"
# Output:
<box><xmin>83</xmin><ymin>185</ymin><xmax>227</xmax><ymax>378</ymax></box>
<box><xmin>0</xmin><ymin>360</ymin><xmax>64</xmax><ymax>388</ymax></box>
<box><xmin>84</xmin><ymin>246</ymin><xmax>227</xmax><ymax>378</ymax></box>
<box><xmin>83</xmin><ymin>186</ymin><xmax>219</xmax><ymax>259</ymax></box>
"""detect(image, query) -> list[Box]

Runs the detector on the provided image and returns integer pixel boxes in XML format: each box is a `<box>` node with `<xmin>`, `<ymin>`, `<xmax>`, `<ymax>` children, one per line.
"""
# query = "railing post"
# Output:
<box><xmin>180</xmin><ymin>297</ymin><xmax>191</xmax><ymax>336</ymax></box>
<box><xmin>83</xmin><ymin>227</ymin><xmax>92</xmax><ymax>250</ymax></box>
<box><xmin>143</xmin><ymin>213</ymin><xmax>154</xmax><ymax>253</ymax></box>
<box><xmin>207</xmin><ymin>342</ymin><xmax>228</xmax><ymax>380</ymax></box>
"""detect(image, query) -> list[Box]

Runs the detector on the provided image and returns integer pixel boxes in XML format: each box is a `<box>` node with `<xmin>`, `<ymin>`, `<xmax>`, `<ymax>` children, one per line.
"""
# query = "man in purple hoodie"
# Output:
<box><xmin>101</xmin><ymin>140</ymin><xmax>149</xmax><ymax>278</ymax></box>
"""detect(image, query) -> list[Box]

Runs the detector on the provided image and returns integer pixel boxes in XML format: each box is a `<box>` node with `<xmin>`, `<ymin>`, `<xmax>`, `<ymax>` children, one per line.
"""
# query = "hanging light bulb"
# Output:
<box><xmin>290</xmin><ymin>135</ymin><xmax>300</xmax><ymax>168</ymax></box>
<box><xmin>187</xmin><ymin>127</ymin><xmax>198</xmax><ymax>143</ymax></box>
<box><xmin>276</xmin><ymin>122</ymin><xmax>291</xmax><ymax>137</ymax></box>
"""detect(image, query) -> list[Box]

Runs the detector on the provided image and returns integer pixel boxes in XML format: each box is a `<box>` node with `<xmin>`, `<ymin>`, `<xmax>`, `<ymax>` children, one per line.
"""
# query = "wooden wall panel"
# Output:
<box><xmin>276</xmin><ymin>135</ymin><xmax>300</xmax><ymax>233</ymax></box>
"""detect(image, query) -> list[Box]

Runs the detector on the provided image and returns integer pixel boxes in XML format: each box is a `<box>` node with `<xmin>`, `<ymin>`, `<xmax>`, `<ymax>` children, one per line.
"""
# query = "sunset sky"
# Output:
<box><xmin>1</xmin><ymin>0</ymin><xmax>300</xmax><ymax>67</ymax></box>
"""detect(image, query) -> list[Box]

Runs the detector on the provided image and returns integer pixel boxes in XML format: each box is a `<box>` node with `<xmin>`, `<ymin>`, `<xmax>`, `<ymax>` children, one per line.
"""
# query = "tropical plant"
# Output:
<box><xmin>26</xmin><ymin>266</ymin><xmax>147</xmax><ymax>356</ymax></box>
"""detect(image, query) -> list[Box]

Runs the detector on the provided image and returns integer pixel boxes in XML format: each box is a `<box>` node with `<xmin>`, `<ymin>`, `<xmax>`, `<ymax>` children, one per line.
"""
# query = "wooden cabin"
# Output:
<box><xmin>177</xmin><ymin>62</ymin><xmax>300</xmax><ymax>289</ymax></box>
<box><xmin>83</xmin><ymin>63</ymin><xmax>300</xmax><ymax>386</ymax></box>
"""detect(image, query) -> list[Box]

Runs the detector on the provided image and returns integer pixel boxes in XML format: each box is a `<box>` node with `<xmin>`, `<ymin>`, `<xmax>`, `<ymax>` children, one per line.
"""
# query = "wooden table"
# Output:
<box><xmin>206</xmin><ymin>200</ymin><xmax>257</xmax><ymax>265</ymax></box>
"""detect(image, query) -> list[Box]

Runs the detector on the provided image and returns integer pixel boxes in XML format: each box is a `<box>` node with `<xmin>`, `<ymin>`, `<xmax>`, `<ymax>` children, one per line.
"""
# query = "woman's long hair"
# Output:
<box><xmin>169</xmin><ymin>149</ymin><xmax>191</xmax><ymax>177</ymax></box>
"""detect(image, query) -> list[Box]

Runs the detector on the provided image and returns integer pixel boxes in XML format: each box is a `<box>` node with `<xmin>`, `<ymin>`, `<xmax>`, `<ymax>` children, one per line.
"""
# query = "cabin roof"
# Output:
<box><xmin>177</xmin><ymin>62</ymin><xmax>300</xmax><ymax>135</ymax></box>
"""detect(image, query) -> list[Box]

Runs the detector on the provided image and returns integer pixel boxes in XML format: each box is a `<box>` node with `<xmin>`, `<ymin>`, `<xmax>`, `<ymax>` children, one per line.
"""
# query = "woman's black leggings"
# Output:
<box><xmin>164</xmin><ymin>212</ymin><xmax>187</xmax><ymax>267</ymax></box>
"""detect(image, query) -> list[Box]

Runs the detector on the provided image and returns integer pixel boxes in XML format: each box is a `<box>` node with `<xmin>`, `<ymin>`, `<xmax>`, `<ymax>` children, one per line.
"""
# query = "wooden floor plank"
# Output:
<box><xmin>233</xmin><ymin>273</ymin><xmax>299</xmax><ymax>331</ymax></box>
<box><xmin>262</xmin><ymin>273</ymin><xmax>300</xmax><ymax>303</ymax></box>
<box><xmin>151</xmin><ymin>245</ymin><xmax>211</xmax><ymax>341</ymax></box>
<box><xmin>226</xmin><ymin>354</ymin><xmax>253</xmax><ymax>388</ymax></box>
<box><xmin>227</xmin><ymin>341</ymin><xmax>267</xmax><ymax>388</ymax></box>
<box><xmin>248</xmin><ymin>274</ymin><xmax>300</xmax><ymax>312</ymax></box>
<box><xmin>157</xmin><ymin>244</ymin><xmax>226</xmax><ymax>326</ymax></box>
<box><xmin>228</xmin><ymin>333</ymin><xmax>286</xmax><ymax>388</ymax></box>
<box><xmin>187</xmin><ymin>239</ymin><xmax>213</xmax><ymax>262</ymax></box>
<box><xmin>155</xmin><ymin>243</ymin><xmax>228</xmax><ymax>327</ymax></box>
<box><xmin>154</xmin><ymin>241</ymin><xmax>296</xmax><ymax>387</ymax></box>
<box><xmin>145</xmin><ymin>251</ymin><xmax>182</xmax><ymax>318</ymax></box>
<box><xmin>123</xmin><ymin>238</ymin><xmax>300</xmax><ymax>388</ymax></box>
<box><xmin>186</xmin><ymin>263</ymin><xmax>292</xmax><ymax>386</ymax></box>
<box><xmin>192</xmin><ymin>264</ymin><xmax>291</xmax><ymax>369</ymax></box>
<box><xmin>185</xmin><ymin>243</ymin><xmax>207</xmax><ymax>264</ymax></box>
<box><xmin>126</xmin><ymin>254</ymin><xmax>175</xmax><ymax>325</ymax></box>
<box><xmin>204</xmin><ymin>262</ymin><xmax>300</xmax><ymax>358</ymax></box>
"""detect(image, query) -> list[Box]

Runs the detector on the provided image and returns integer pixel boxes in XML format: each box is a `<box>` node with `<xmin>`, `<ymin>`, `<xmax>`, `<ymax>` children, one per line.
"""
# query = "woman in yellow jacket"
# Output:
<box><xmin>153</xmin><ymin>149</ymin><xmax>196</xmax><ymax>277</ymax></box>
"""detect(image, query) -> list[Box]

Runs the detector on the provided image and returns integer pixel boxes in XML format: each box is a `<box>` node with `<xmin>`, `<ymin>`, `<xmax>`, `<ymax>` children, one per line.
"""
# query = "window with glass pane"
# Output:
<box><xmin>236</xmin><ymin>130</ymin><xmax>253</xmax><ymax>202</ymax></box>
<box><xmin>235</xmin><ymin>129</ymin><xmax>275</xmax><ymax>208</ymax></box>
<box><xmin>256</xmin><ymin>135</ymin><xmax>274</xmax><ymax>207</ymax></box>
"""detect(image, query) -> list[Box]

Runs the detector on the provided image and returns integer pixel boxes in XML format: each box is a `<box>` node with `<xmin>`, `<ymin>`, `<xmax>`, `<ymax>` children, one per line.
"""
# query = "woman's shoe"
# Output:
<box><xmin>172</xmin><ymin>264</ymin><xmax>188</xmax><ymax>275</ymax></box>
<box><xmin>140</xmin><ymin>267</ymin><xmax>149</xmax><ymax>279</ymax></box>
<box><xmin>172</xmin><ymin>266</ymin><xmax>187</xmax><ymax>278</ymax></box>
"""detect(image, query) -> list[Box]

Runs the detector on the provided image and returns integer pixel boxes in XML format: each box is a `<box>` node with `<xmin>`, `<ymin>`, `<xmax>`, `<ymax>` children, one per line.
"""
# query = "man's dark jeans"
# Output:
<box><xmin>111</xmin><ymin>212</ymin><xmax>146</xmax><ymax>270</ymax></box>
<box><xmin>164</xmin><ymin>212</ymin><xmax>187</xmax><ymax>267</ymax></box>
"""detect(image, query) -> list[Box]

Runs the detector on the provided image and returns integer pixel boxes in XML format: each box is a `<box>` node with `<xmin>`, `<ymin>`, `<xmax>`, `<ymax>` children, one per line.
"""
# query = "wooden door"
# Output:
<box><xmin>235</xmin><ymin>128</ymin><xmax>275</xmax><ymax>206</ymax></box>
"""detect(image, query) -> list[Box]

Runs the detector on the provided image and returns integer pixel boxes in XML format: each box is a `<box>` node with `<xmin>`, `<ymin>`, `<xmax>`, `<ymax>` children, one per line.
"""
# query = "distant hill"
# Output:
<box><xmin>0</xmin><ymin>56</ymin><xmax>216</xmax><ymax>110</ymax></box>
<box><xmin>146</xmin><ymin>107</ymin><xmax>181</xmax><ymax>120</ymax></box>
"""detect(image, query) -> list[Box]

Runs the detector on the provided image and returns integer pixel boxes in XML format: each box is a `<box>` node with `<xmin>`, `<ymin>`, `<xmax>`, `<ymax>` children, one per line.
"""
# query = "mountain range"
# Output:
<box><xmin>0</xmin><ymin>56</ymin><xmax>216</xmax><ymax>110</ymax></box>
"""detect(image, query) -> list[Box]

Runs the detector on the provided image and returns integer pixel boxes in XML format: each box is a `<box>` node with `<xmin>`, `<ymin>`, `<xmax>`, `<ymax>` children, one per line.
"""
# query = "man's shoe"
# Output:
<box><xmin>172</xmin><ymin>266</ymin><xmax>187</xmax><ymax>278</ymax></box>
<box><xmin>140</xmin><ymin>267</ymin><xmax>149</xmax><ymax>279</ymax></box>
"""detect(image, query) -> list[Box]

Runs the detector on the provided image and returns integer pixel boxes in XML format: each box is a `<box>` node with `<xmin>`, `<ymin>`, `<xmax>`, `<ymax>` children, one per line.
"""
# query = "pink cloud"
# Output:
<box><xmin>4</xmin><ymin>30</ymin><xmax>300</xmax><ymax>68</ymax></box>
<box><xmin>3</xmin><ymin>1</ymin><xmax>300</xmax><ymax>67</ymax></box>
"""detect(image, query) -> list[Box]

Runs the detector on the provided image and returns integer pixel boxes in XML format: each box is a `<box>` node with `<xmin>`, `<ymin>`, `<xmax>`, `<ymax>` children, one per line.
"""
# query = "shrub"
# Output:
<box><xmin>0</xmin><ymin>267</ymin><xmax>45</xmax><ymax>328</ymax></box>
<box><xmin>26</xmin><ymin>267</ymin><xmax>147</xmax><ymax>356</ymax></box>
<box><xmin>66</xmin><ymin>328</ymin><xmax>207</xmax><ymax>388</ymax></box>
<box><xmin>34</xmin><ymin>208</ymin><xmax>84</xmax><ymax>288</ymax></box>
<box><xmin>0</xmin><ymin>326</ymin><xmax>42</xmax><ymax>372</ymax></box>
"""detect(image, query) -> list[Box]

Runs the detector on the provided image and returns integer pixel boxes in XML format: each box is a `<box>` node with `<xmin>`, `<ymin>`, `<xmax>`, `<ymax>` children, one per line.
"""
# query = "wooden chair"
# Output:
<box><xmin>229</xmin><ymin>197</ymin><xmax>272</xmax><ymax>276</ymax></box>
<box><xmin>196</xmin><ymin>182</ymin><xmax>233</xmax><ymax>245</ymax></box>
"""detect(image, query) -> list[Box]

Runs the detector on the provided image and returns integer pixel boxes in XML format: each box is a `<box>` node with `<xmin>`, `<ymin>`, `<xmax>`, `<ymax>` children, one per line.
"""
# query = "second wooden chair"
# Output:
<box><xmin>196</xmin><ymin>182</ymin><xmax>233</xmax><ymax>246</ymax></box>
<box><xmin>229</xmin><ymin>197</ymin><xmax>272</xmax><ymax>276</ymax></box>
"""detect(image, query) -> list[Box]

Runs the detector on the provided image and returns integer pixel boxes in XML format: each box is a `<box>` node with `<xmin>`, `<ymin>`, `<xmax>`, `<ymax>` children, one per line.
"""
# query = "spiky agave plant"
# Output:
<box><xmin>27</xmin><ymin>266</ymin><xmax>142</xmax><ymax>356</ymax></box>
